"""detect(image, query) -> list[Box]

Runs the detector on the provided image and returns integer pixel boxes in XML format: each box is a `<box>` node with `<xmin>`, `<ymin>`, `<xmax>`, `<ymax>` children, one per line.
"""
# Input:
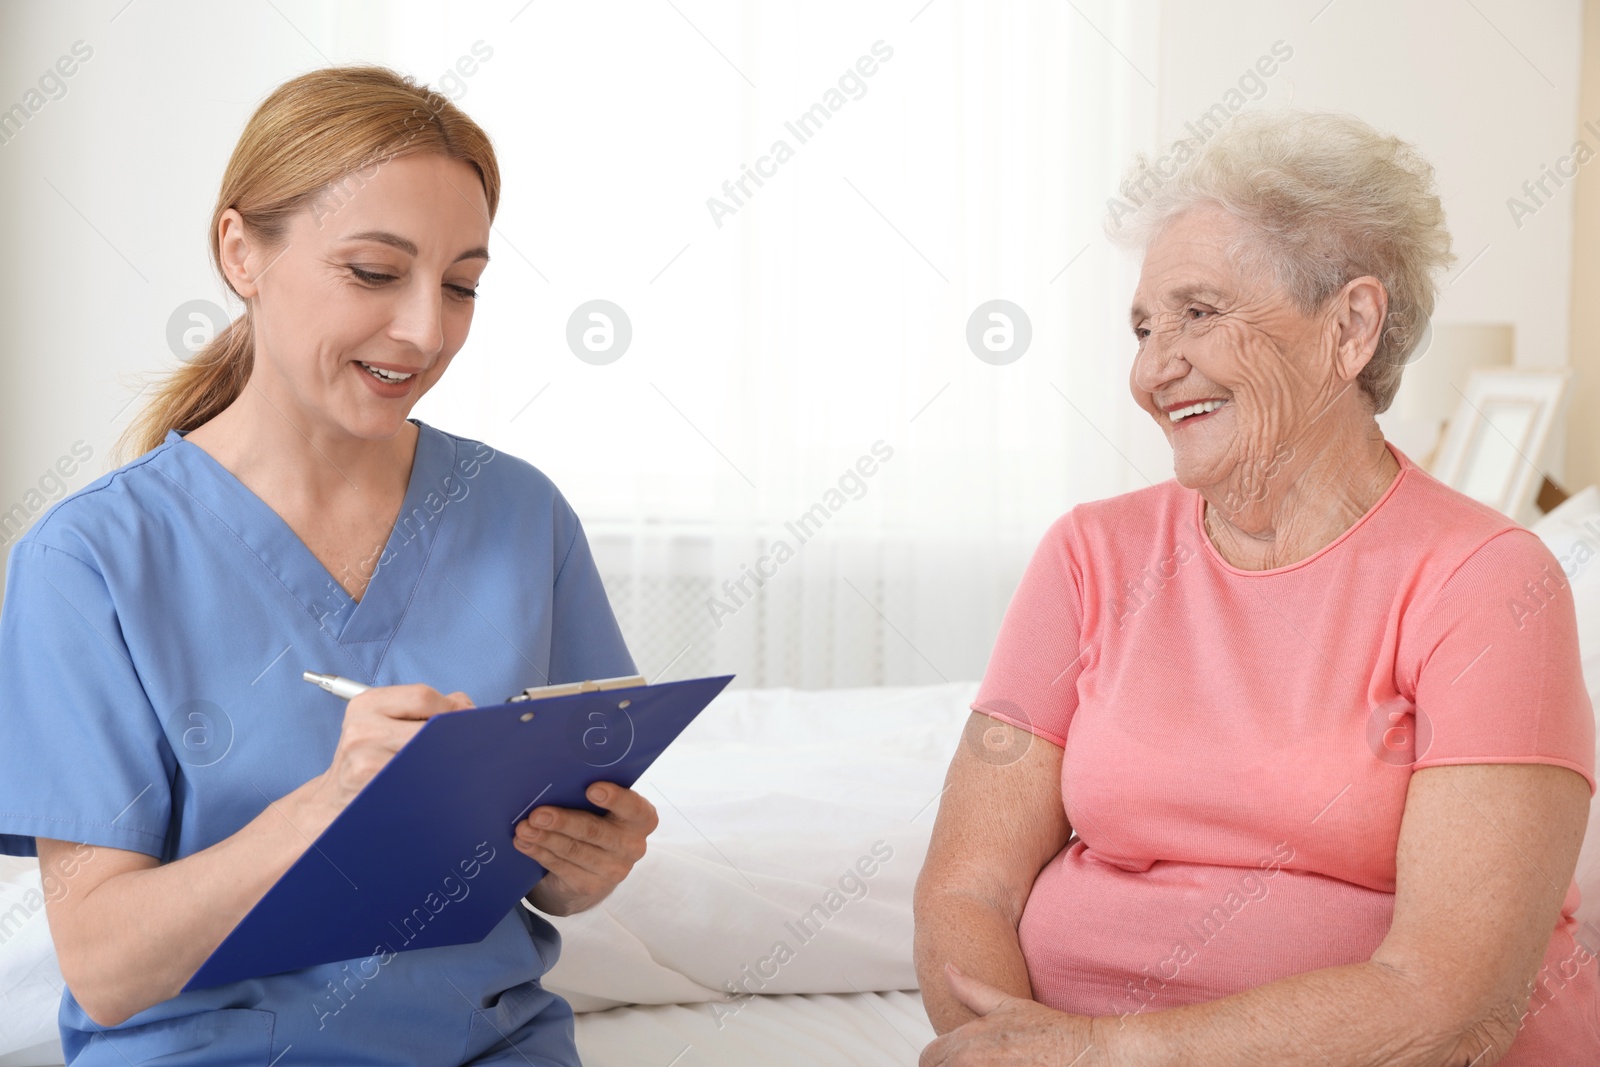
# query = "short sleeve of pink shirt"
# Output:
<box><xmin>970</xmin><ymin>510</ymin><xmax>1087</xmax><ymax>748</ymax></box>
<box><xmin>971</xmin><ymin>445</ymin><xmax>1599</xmax><ymax>1059</ymax></box>
<box><xmin>1401</xmin><ymin>526</ymin><xmax>1594</xmax><ymax>784</ymax></box>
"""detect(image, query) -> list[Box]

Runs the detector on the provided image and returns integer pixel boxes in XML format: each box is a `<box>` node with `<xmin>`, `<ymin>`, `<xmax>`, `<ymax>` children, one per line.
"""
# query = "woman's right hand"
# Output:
<box><xmin>306</xmin><ymin>684</ymin><xmax>474</xmax><ymax>819</ymax></box>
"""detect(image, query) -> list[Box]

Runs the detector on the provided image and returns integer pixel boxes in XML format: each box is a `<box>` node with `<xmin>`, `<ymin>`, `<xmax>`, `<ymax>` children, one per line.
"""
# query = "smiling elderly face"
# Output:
<box><xmin>1128</xmin><ymin>202</ymin><xmax>1357</xmax><ymax>495</ymax></box>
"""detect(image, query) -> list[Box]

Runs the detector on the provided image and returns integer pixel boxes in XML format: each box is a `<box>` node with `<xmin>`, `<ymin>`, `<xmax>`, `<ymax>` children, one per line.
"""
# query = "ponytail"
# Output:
<box><xmin>118</xmin><ymin>314</ymin><xmax>253</xmax><ymax>460</ymax></box>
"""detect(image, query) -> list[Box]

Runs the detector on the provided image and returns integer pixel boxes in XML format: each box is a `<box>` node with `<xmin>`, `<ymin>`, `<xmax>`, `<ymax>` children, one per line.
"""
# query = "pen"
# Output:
<box><xmin>302</xmin><ymin>671</ymin><xmax>371</xmax><ymax>701</ymax></box>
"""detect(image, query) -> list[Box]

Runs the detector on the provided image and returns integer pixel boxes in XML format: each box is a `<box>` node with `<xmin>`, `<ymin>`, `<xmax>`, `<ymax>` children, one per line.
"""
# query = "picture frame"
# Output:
<box><xmin>1428</xmin><ymin>368</ymin><xmax>1570</xmax><ymax>523</ymax></box>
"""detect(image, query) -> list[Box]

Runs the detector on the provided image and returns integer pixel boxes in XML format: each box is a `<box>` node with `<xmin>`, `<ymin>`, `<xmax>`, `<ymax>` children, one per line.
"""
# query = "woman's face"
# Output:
<box><xmin>1127</xmin><ymin>203</ymin><xmax>1343</xmax><ymax>495</ymax></box>
<box><xmin>222</xmin><ymin>152</ymin><xmax>491</xmax><ymax>442</ymax></box>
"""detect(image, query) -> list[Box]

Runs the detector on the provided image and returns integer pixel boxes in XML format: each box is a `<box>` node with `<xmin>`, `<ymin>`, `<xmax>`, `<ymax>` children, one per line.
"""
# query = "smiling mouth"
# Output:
<box><xmin>1168</xmin><ymin>399</ymin><xmax>1226</xmax><ymax>424</ymax></box>
<box><xmin>357</xmin><ymin>361</ymin><xmax>417</xmax><ymax>384</ymax></box>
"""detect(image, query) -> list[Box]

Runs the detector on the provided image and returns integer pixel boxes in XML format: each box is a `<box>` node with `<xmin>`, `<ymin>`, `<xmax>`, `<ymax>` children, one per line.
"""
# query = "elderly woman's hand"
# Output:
<box><xmin>516</xmin><ymin>782</ymin><xmax>658</xmax><ymax>916</ymax></box>
<box><xmin>919</xmin><ymin>964</ymin><xmax>1101</xmax><ymax>1066</ymax></box>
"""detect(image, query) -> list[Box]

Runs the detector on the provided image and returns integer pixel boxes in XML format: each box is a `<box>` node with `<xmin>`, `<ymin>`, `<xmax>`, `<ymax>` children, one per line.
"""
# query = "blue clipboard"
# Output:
<box><xmin>183</xmin><ymin>673</ymin><xmax>734</xmax><ymax>991</ymax></box>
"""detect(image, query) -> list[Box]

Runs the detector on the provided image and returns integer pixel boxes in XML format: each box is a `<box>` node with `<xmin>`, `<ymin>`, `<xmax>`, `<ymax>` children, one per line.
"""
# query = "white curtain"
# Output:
<box><xmin>373</xmin><ymin>0</ymin><xmax>1166</xmax><ymax>688</ymax></box>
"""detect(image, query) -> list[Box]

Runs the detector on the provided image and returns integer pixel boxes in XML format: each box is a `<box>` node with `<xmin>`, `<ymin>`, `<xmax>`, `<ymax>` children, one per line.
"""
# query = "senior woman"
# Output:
<box><xmin>914</xmin><ymin>110</ymin><xmax>1598</xmax><ymax>1066</ymax></box>
<box><xmin>0</xmin><ymin>67</ymin><xmax>655</xmax><ymax>1065</ymax></box>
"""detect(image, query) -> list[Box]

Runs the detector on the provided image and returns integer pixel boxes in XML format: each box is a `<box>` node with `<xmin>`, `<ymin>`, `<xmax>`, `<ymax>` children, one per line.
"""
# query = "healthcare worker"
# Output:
<box><xmin>0</xmin><ymin>65</ymin><xmax>657</xmax><ymax>1065</ymax></box>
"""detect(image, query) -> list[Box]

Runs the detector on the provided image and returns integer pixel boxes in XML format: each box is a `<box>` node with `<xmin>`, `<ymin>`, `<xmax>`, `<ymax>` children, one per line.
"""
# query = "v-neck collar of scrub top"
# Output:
<box><xmin>161</xmin><ymin>418</ymin><xmax>453</xmax><ymax>657</ymax></box>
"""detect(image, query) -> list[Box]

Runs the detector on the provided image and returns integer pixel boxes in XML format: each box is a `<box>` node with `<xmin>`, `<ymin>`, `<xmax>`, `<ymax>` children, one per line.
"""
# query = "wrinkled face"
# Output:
<box><xmin>1127</xmin><ymin>203</ymin><xmax>1339</xmax><ymax>494</ymax></box>
<box><xmin>237</xmin><ymin>152</ymin><xmax>491</xmax><ymax>441</ymax></box>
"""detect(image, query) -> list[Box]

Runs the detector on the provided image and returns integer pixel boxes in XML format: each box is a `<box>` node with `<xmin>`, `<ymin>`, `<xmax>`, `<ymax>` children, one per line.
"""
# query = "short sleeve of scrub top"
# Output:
<box><xmin>0</xmin><ymin>419</ymin><xmax>636</xmax><ymax>1066</ymax></box>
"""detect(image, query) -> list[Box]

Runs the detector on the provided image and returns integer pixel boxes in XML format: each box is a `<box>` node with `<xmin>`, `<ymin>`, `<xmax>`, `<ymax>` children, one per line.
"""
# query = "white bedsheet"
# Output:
<box><xmin>573</xmin><ymin>990</ymin><xmax>934</xmax><ymax>1067</ymax></box>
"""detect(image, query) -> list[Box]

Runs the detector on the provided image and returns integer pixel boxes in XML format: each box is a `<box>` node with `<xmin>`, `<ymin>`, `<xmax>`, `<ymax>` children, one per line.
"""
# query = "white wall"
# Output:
<box><xmin>1567</xmin><ymin>0</ymin><xmax>1600</xmax><ymax>489</ymax></box>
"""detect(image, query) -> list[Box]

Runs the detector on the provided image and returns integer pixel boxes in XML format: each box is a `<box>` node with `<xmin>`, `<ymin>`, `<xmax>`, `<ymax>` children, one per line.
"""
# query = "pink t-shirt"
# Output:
<box><xmin>974</xmin><ymin>442</ymin><xmax>1600</xmax><ymax>1060</ymax></box>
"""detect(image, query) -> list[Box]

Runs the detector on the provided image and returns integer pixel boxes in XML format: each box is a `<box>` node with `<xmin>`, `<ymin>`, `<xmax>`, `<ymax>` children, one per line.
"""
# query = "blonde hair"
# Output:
<box><xmin>1105</xmin><ymin>109</ymin><xmax>1455</xmax><ymax>413</ymax></box>
<box><xmin>119</xmin><ymin>65</ymin><xmax>500</xmax><ymax>459</ymax></box>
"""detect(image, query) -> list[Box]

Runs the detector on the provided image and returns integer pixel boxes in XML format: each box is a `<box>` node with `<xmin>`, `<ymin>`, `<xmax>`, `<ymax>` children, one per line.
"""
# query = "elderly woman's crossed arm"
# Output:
<box><xmin>913</xmin><ymin>720</ymin><xmax>1587</xmax><ymax>1067</ymax></box>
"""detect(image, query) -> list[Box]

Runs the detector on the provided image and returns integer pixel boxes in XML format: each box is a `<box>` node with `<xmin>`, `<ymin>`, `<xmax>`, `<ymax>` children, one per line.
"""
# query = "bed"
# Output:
<box><xmin>5</xmin><ymin>488</ymin><xmax>1600</xmax><ymax>1066</ymax></box>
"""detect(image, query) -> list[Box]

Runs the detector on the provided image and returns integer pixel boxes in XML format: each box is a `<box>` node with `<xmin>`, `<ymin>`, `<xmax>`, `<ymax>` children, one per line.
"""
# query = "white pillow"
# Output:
<box><xmin>1529</xmin><ymin>486</ymin><xmax>1600</xmax><ymax>933</ymax></box>
<box><xmin>0</xmin><ymin>858</ymin><xmax>66</xmax><ymax>1064</ymax></box>
<box><xmin>1531</xmin><ymin>485</ymin><xmax>1600</xmax><ymax>672</ymax></box>
<box><xmin>539</xmin><ymin>681</ymin><xmax>978</xmax><ymax>1012</ymax></box>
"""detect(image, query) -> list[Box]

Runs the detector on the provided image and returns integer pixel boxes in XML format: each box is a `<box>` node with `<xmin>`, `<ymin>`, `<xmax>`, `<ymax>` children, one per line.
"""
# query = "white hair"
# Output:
<box><xmin>1105</xmin><ymin>109</ymin><xmax>1456</xmax><ymax>413</ymax></box>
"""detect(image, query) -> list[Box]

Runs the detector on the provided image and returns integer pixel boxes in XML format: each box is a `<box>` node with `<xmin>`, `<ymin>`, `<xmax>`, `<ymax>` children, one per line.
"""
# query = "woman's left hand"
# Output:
<box><xmin>516</xmin><ymin>782</ymin><xmax>658</xmax><ymax>916</ymax></box>
<box><xmin>920</xmin><ymin>964</ymin><xmax>1102</xmax><ymax>1066</ymax></box>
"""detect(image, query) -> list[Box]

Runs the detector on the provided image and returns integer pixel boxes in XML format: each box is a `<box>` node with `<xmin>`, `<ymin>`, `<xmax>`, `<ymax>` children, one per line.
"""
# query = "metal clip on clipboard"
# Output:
<box><xmin>505</xmin><ymin>673</ymin><xmax>648</xmax><ymax>703</ymax></box>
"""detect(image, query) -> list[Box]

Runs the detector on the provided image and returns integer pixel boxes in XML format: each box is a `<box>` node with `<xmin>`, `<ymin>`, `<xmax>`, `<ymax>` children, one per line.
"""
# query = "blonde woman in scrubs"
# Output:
<box><xmin>0</xmin><ymin>66</ymin><xmax>655</xmax><ymax>1066</ymax></box>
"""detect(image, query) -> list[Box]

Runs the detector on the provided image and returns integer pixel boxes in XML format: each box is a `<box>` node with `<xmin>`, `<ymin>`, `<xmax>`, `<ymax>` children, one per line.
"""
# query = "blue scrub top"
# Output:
<box><xmin>0</xmin><ymin>419</ymin><xmax>636</xmax><ymax>1066</ymax></box>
